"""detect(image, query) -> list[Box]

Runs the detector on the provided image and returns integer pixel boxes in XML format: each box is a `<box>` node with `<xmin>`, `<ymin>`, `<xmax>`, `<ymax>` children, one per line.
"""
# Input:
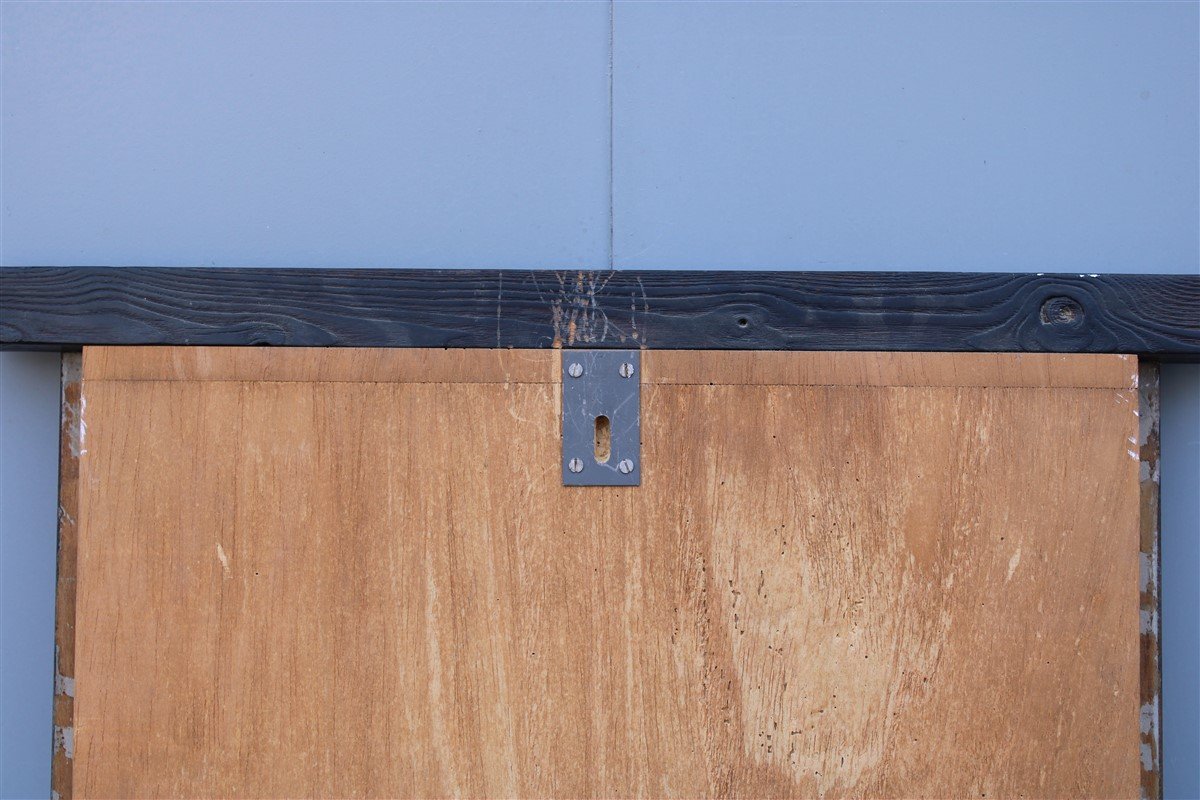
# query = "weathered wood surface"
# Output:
<box><xmin>2</xmin><ymin>267</ymin><xmax>1197</xmax><ymax>358</ymax></box>
<box><xmin>1138</xmin><ymin>362</ymin><xmax>1162</xmax><ymax>800</ymax></box>
<box><xmin>52</xmin><ymin>353</ymin><xmax>82</xmax><ymax>800</ymax></box>
<box><xmin>73</xmin><ymin>347</ymin><xmax>1141</xmax><ymax>799</ymax></box>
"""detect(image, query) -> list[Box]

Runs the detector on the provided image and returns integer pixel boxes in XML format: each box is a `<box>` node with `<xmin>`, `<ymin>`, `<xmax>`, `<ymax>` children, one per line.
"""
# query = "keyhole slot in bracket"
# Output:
<box><xmin>594</xmin><ymin>415</ymin><xmax>611</xmax><ymax>463</ymax></box>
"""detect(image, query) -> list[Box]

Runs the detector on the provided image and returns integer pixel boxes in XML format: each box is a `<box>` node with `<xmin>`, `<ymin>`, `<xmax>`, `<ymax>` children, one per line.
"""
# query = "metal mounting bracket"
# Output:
<box><xmin>561</xmin><ymin>350</ymin><xmax>641</xmax><ymax>486</ymax></box>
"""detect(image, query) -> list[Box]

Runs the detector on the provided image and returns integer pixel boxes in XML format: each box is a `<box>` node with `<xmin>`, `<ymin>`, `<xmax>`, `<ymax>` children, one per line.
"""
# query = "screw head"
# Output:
<box><xmin>619</xmin><ymin>362</ymin><xmax>635</xmax><ymax>379</ymax></box>
<box><xmin>617</xmin><ymin>459</ymin><xmax>635</xmax><ymax>474</ymax></box>
<box><xmin>567</xmin><ymin>457</ymin><xmax>584</xmax><ymax>473</ymax></box>
<box><xmin>567</xmin><ymin>362</ymin><xmax>584</xmax><ymax>378</ymax></box>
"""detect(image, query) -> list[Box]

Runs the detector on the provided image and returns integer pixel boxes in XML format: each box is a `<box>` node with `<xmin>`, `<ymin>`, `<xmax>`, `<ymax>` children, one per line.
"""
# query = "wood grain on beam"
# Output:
<box><xmin>2</xmin><ymin>268</ymin><xmax>1197</xmax><ymax>359</ymax></box>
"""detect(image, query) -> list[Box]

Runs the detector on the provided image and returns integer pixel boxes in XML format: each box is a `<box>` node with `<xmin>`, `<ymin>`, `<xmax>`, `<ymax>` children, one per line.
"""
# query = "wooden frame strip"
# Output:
<box><xmin>80</xmin><ymin>346</ymin><xmax>1137</xmax><ymax>389</ymax></box>
<box><xmin>52</xmin><ymin>353</ymin><xmax>81</xmax><ymax>800</ymax></box>
<box><xmin>2</xmin><ymin>268</ymin><xmax>1198</xmax><ymax>359</ymax></box>
<box><xmin>1138</xmin><ymin>361</ymin><xmax>1163</xmax><ymax>800</ymax></box>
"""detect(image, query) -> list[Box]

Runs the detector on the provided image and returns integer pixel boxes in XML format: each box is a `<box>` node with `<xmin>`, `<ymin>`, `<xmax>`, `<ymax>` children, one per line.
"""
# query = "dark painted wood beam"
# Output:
<box><xmin>1</xmin><ymin>267</ymin><xmax>1197</xmax><ymax>359</ymax></box>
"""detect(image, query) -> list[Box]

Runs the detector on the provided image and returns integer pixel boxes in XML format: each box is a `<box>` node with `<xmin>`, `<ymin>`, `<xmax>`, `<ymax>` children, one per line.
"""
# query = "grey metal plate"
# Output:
<box><xmin>561</xmin><ymin>350</ymin><xmax>640</xmax><ymax>486</ymax></box>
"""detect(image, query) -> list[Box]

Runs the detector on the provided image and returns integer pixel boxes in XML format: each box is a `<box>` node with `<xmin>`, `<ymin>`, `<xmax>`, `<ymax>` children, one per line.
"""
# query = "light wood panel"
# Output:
<box><xmin>73</xmin><ymin>348</ymin><xmax>1141</xmax><ymax>799</ymax></box>
<box><xmin>86</xmin><ymin>346</ymin><xmax>1136</xmax><ymax>388</ymax></box>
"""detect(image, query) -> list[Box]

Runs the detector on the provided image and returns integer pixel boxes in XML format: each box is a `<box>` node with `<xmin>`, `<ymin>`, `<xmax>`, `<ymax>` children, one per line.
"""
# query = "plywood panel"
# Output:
<box><xmin>73</xmin><ymin>348</ymin><xmax>1141</xmax><ymax>799</ymax></box>
<box><xmin>85</xmin><ymin>346</ymin><xmax>1136</xmax><ymax>389</ymax></box>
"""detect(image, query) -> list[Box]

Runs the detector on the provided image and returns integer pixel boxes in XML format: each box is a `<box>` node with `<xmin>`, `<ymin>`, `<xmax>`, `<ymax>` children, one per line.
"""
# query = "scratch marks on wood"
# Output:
<box><xmin>216</xmin><ymin>543</ymin><xmax>231</xmax><ymax>577</ymax></box>
<box><xmin>496</xmin><ymin>271</ymin><xmax>503</xmax><ymax>348</ymax></box>
<box><xmin>4</xmin><ymin>268</ymin><xmax>1196</xmax><ymax>356</ymax></box>
<box><xmin>1006</xmin><ymin>547</ymin><xmax>1022</xmax><ymax>581</ymax></box>
<box><xmin>547</xmin><ymin>270</ymin><xmax>638</xmax><ymax>347</ymax></box>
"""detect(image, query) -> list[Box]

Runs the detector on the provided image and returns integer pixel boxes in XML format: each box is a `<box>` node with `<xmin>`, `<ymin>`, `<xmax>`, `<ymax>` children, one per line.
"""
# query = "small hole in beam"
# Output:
<box><xmin>1039</xmin><ymin>296</ymin><xmax>1084</xmax><ymax>326</ymax></box>
<box><xmin>736</xmin><ymin>317</ymin><xmax>749</xmax><ymax>328</ymax></box>
<box><xmin>594</xmin><ymin>415</ymin><xmax>611</xmax><ymax>463</ymax></box>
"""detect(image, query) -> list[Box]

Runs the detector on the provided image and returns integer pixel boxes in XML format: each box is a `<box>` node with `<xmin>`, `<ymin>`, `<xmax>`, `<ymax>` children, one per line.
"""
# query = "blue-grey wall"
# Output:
<box><xmin>1</xmin><ymin>2</ymin><xmax>1196</xmax><ymax>797</ymax></box>
<box><xmin>0</xmin><ymin>354</ymin><xmax>59</xmax><ymax>800</ymax></box>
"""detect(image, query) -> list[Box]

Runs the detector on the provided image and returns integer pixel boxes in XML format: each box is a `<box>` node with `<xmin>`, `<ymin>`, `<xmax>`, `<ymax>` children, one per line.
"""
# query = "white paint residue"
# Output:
<box><xmin>1128</xmin><ymin>449</ymin><xmax>1139</xmax><ymax>461</ymax></box>
<box><xmin>55</xmin><ymin>673</ymin><xmax>75</xmax><ymax>698</ymax></box>
<box><xmin>1140</xmin><ymin>701</ymin><xmax>1159</xmax><ymax>735</ymax></box>
<box><xmin>65</xmin><ymin>394</ymin><xmax>88</xmax><ymax>458</ymax></box>
<box><xmin>216</xmin><ymin>543</ymin><xmax>231</xmax><ymax>577</ymax></box>
<box><xmin>1006</xmin><ymin>548</ymin><xmax>1022</xmax><ymax>582</ymax></box>
<box><xmin>1140</xmin><ymin>552</ymin><xmax>1155</xmax><ymax>592</ymax></box>
<box><xmin>54</xmin><ymin>726</ymin><xmax>74</xmax><ymax>759</ymax></box>
<box><xmin>77</xmin><ymin>395</ymin><xmax>87</xmax><ymax>456</ymax></box>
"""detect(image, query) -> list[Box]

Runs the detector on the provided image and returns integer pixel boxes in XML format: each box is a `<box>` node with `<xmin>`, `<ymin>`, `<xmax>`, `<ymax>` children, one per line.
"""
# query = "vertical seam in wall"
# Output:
<box><xmin>608</xmin><ymin>0</ymin><xmax>615</xmax><ymax>271</ymax></box>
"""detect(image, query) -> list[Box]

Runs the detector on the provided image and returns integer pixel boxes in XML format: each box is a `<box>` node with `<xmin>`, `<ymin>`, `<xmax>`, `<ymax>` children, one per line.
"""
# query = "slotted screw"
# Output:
<box><xmin>568</xmin><ymin>458</ymin><xmax>584</xmax><ymax>473</ymax></box>
<box><xmin>619</xmin><ymin>362</ymin><xmax>635</xmax><ymax>379</ymax></box>
<box><xmin>567</xmin><ymin>362</ymin><xmax>584</xmax><ymax>378</ymax></box>
<box><xmin>617</xmin><ymin>459</ymin><xmax>635</xmax><ymax>474</ymax></box>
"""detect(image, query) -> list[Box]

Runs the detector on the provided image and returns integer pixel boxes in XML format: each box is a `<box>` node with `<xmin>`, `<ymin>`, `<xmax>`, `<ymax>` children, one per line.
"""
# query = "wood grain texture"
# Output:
<box><xmin>83</xmin><ymin>346</ymin><xmax>557</xmax><ymax>384</ymax></box>
<box><xmin>3</xmin><ymin>267</ymin><xmax>1198</xmax><ymax>359</ymax></box>
<box><xmin>73</xmin><ymin>348</ymin><xmax>1142</xmax><ymax>799</ymax></box>
<box><xmin>84</xmin><ymin>346</ymin><xmax>1137</xmax><ymax>389</ymax></box>
<box><xmin>1138</xmin><ymin>363</ymin><xmax>1162</xmax><ymax>800</ymax></box>
<box><xmin>52</xmin><ymin>353</ymin><xmax>82</xmax><ymax>800</ymax></box>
